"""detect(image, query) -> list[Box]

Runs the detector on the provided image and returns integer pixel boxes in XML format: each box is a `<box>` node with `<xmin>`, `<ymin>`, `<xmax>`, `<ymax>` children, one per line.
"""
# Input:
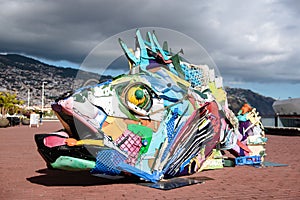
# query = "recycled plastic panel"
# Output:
<box><xmin>51</xmin><ymin>156</ymin><xmax>96</xmax><ymax>171</ymax></box>
<box><xmin>261</xmin><ymin>161</ymin><xmax>288</xmax><ymax>167</ymax></box>
<box><xmin>137</xmin><ymin>177</ymin><xmax>203</xmax><ymax>190</ymax></box>
<box><xmin>35</xmin><ymin>29</ymin><xmax>267</xmax><ymax>183</ymax></box>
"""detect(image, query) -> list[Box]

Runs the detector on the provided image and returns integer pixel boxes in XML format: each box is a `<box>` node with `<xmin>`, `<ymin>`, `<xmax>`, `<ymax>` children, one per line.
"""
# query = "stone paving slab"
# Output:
<box><xmin>0</xmin><ymin>121</ymin><xmax>299</xmax><ymax>200</ymax></box>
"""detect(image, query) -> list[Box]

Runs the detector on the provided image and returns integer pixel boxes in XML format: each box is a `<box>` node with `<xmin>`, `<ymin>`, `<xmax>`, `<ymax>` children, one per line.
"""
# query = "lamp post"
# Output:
<box><xmin>27</xmin><ymin>88</ymin><xmax>30</xmax><ymax>109</ymax></box>
<box><xmin>41</xmin><ymin>82</ymin><xmax>47</xmax><ymax>113</ymax></box>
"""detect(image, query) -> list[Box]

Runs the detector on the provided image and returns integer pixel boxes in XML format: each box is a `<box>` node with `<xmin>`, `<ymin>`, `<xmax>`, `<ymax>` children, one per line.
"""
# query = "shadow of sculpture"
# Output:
<box><xmin>27</xmin><ymin>168</ymin><xmax>140</xmax><ymax>186</ymax></box>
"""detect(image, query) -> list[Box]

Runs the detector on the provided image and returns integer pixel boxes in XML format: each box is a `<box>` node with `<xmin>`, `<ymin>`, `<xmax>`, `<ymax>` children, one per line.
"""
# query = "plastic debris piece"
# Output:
<box><xmin>115</xmin><ymin>130</ymin><xmax>142</xmax><ymax>165</ymax></box>
<box><xmin>235</xmin><ymin>155</ymin><xmax>262</xmax><ymax>166</ymax></box>
<box><xmin>199</xmin><ymin>149</ymin><xmax>224</xmax><ymax>171</ymax></box>
<box><xmin>51</xmin><ymin>156</ymin><xmax>96</xmax><ymax>171</ymax></box>
<box><xmin>44</xmin><ymin>136</ymin><xmax>67</xmax><ymax>148</ymax></box>
<box><xmin>91</xmin><ymin>149</ymin><xmax>126</xmax><ymax>175</ymax></box>
<box><xmin>223</xmin><ymin>159</ymin><xmax>235</xmax><ymax>167</ymax></box>
<box><xmin>127</xmin><ymin>124</ymin><xmax>153</xmax><ymax>155</ymax></box>
<box><xmin>262</xmin><ymin>161</ymin><xmax>288</xmax><ymax>167</ymax></box>
<box><xmin>137</xmin><ymin>177</ymin><xmax>204</xmax><ymax>190</ymax></box>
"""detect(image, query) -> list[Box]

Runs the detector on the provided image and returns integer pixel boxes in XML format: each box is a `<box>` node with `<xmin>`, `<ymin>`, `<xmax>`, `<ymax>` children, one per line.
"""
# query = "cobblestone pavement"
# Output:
<box><xmin>0</xmin><ymin>121</ymin><xmax>299</xmax><ymax>200</ymax></box>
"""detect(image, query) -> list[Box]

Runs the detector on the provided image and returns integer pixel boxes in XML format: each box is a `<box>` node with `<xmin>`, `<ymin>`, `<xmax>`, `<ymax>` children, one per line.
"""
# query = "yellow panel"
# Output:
<box><xmin>102</xmin><ymin>123</ymin><xmax>123</xmax><ymax>141</ymax></box>
<box><xmin>208</xmin><ymin>82</ymin><xmax>227</xmax><ymax>105</ymax></box>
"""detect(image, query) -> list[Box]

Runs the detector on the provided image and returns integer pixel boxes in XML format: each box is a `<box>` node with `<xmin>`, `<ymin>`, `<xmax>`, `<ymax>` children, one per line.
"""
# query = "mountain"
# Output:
<box><xmin>225</xmin><ymin>87</ymin><xmax>275</xmax><ymax>116</ymax></box>
<box><xmin>0</xmin><ymin>54</ymin><xmax>79</xmax><ymax>78</ymax></box>
<box><xmin>0</xmin><ymin>54</ymin><xmax>275</xmax><ymax>116</ymax></box>
<box><xmin>0</xmin><ymin>54</ymin><xmax>108</xmax><ymax>106</ymax></box>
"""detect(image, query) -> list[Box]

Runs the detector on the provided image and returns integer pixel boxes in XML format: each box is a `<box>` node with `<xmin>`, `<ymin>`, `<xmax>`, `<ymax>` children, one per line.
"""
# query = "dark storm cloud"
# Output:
<box><xmin>0</xmin><ymin>0</ymin><xmax>299</xmax><ymax>84</ymax></box>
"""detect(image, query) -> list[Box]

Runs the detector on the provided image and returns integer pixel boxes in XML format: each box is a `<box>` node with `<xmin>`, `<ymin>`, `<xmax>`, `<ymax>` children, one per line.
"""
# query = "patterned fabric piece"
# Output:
<box><xmin>166</xmin><ymin>108</ymin><xmax>178</xmax><ymax>143</ymax></box>
<box><xmin>182</xmin><ymin>64</ymin><xmax>203</xmax><ymax>87</ymax></box>
<box><xmin>115</xmin><ymin>130</ymin><xmax>142</xmax><ymax>166</ymax></box>
<box><xmin>239</xmin><ymin>120</ymin><xmax>254</xmax><ymax>139</ymax></box>
<box><xmin>91</xmin><ymin>149</ymin><xmax>126</xmax><ymax>175</ymax></box>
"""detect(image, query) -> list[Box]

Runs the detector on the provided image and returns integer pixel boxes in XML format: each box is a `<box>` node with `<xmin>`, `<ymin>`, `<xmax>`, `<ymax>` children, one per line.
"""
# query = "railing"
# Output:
<box><xmin>262</xmin><ymin>115</ymin><xmax>300</xmax><ymax>128</ymax></box>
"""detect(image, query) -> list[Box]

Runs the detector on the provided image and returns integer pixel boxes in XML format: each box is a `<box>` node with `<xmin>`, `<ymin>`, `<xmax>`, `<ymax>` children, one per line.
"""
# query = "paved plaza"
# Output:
<box><xmin>0</xmin><ymin>121</ymin><xmax>299</xmax><ymax>199</ymax></box>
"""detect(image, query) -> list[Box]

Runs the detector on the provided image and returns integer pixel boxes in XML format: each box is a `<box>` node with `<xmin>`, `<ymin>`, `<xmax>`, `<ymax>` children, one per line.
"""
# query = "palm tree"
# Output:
<box><xmin>0</xmin><ymin>92</ymin><xmax>24</xmax><ymax>127</ymax></box>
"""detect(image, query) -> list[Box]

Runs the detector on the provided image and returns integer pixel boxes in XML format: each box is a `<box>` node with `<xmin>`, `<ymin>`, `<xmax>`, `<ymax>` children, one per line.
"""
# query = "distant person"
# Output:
<box><xmin>16</xmin><ymin>110</ymin><xmax>22</xmax><ymax>118</ymax></box>
<box><xmin>39</xmin><ymin>111</ymin><xmax>43</xmax><ymax>124</ymax></box>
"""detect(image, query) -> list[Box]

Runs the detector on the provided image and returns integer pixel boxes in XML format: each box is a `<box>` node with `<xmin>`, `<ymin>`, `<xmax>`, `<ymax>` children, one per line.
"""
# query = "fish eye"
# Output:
<box><xmin>122</xmin><ymin>82</ymin><xmax>154</xmax><ymax>116</ymax></box>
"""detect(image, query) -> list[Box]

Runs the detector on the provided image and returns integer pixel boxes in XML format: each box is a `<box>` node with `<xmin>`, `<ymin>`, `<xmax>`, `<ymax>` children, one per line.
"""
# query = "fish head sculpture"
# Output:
<box><xmin>35</xmin><ymin>29</ymin><xmax>266</xmax><ymax>182</ymax></box>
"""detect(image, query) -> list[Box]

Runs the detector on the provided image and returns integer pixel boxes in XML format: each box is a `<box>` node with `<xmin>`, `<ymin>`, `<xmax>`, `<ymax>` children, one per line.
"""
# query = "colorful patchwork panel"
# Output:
<box><xmin>115</xmin><ymin>130</ymin><xmax>142</xmax><ymax>165</ymax></box>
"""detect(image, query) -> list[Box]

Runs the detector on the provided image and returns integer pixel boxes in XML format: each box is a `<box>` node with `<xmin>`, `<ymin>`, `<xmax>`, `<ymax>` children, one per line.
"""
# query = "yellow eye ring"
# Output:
<box><xmin>127</xmin><ymin>87</ymin><xmax>146</xmax><ymax>105</ymax></box>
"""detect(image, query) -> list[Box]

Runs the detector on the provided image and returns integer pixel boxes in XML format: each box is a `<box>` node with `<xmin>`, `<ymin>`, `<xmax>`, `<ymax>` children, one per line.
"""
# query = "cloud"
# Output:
<box><xmin>0</xmin><ymin>0</ymin><xmax>299</xmax><ymax>86</ymax></box>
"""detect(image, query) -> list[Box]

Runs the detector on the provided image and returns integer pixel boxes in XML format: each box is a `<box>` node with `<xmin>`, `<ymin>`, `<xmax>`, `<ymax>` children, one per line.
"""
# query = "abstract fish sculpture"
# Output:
<box><xmin>35</xmin><ymin>30</ymin><xmax>265</xmax><ymax>182</ymax></box>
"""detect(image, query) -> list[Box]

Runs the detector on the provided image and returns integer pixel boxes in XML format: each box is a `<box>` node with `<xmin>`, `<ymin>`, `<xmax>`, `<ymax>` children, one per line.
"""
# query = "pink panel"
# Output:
<box><xmin>44</xmin><ymin>136</ymin><xmax>66</xmax><ymax>148</ymax></box>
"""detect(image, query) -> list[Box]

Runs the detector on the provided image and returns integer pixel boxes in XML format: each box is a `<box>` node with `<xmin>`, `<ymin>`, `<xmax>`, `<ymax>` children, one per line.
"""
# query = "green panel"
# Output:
<box><xmin>171</xmin><ymin>54</ymin><xmax>185</xmax><ymax>79</ymax></box>
<box><xmin>127</xmin><ymin>124</ymin><xmax>153</xmax><ymax>155</ymax></box>
<box><xmin>51</xmin><ymin>156</ymin><xmax>96</xmax><ymax>171</ymax></box>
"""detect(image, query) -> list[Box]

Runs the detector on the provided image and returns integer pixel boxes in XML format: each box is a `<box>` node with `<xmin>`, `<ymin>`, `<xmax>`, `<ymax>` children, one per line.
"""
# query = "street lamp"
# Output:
<box><xmin>27</xmin><ymin>88</ymin><xmax>30</xmax><ymax>109</ymax></box>
<box><xmin>41</xmin><ymin>81</ymin><xmax>47</xmax><ymax>113</ymax></box>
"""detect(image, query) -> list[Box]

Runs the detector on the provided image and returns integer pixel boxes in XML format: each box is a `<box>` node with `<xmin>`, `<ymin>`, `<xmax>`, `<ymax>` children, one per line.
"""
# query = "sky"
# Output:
<box><xmin>0</xmin><ymin>0</ymin><xmax>299</xmax><ymax>99</ymax></box>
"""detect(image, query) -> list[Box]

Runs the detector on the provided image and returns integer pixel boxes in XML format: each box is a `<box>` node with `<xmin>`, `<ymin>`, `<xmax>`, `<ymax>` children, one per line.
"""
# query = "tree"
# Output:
<box><xmin>0</xmin><ymin>92</ymin><xmax>24</xmax><ymax>119</ymax></box>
